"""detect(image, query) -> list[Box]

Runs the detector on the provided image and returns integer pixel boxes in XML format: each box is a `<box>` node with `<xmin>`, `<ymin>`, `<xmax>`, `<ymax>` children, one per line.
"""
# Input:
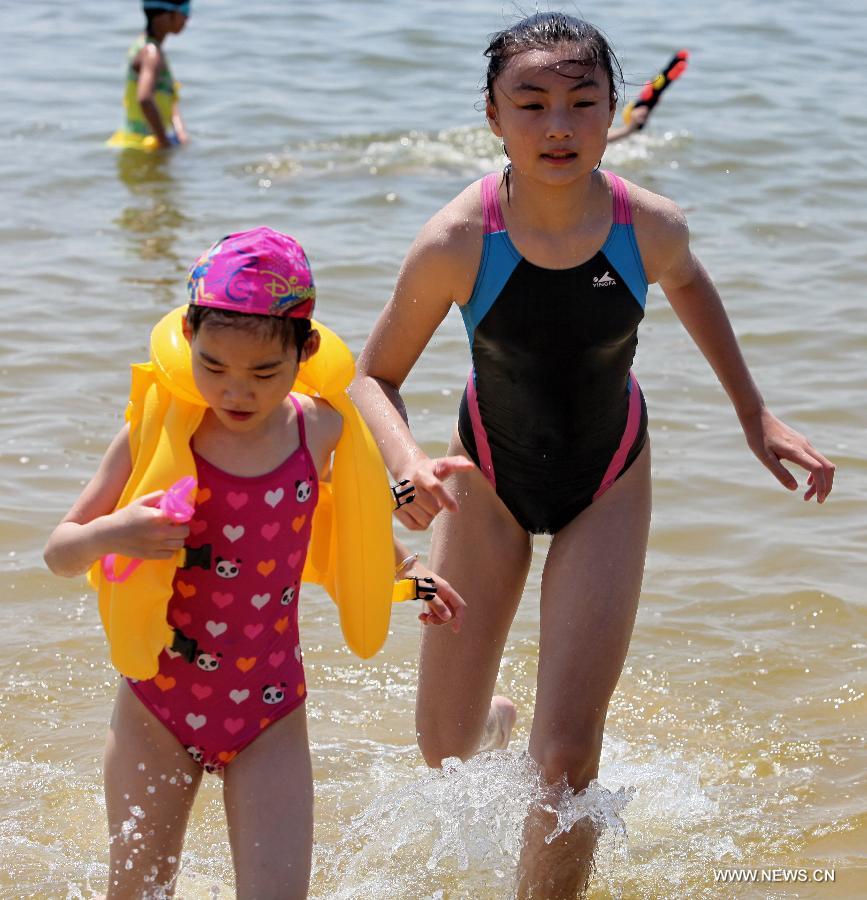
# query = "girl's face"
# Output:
<box><xmin>184</xmin><ymin>319</ymin><xmax>316</xmax><ymax>434</ymax></box>
<box><xmin>168</xmin><ymin>12</ymin><xmax>188</xmax><ymax>34</ymax></box>
<box><xmin>486</xmin><ymin>46</ymin><xmax>615</xmax><ymax>185</ymax></box>
<box><xmin>154</xmin><ymin>11</ymin><xmax>187</xmax><ymax>36</ymax></box>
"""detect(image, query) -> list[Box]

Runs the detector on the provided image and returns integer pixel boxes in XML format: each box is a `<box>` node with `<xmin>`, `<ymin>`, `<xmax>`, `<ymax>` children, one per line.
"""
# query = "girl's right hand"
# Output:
<box><xmin>394</xmin><ymin>456</ymin><xmax>477</xmax><ymax>530</ymax></box>
<box><xmin>105</xmin><ymin>491</ymin><xmax>190</xmax><ymax>559</ymax></box>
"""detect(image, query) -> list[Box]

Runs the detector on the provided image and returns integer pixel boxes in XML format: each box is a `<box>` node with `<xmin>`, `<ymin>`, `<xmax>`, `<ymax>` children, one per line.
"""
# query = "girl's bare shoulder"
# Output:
<box><xmin>404</xmin><ymin>177</ymin><xmax>487</xmax><ymax>302</ymax></box>
<box><xmin>290</xmin><ymin>394</ymin><xmax>343</xmax><ymax>475</ymax></box>
<box><xmin>295</xmin><ymin>393</ymin><xmax>342</xmax><ymax>439</ymax></box>
<box><xmin>619</xmin><ymin>177</ymin><xmax>690</xmax><ymax>282</ymax></box>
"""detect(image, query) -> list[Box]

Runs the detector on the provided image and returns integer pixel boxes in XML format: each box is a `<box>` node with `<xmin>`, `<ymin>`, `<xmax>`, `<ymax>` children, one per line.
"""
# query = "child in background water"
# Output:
<box><xmin>44</xmin><ymin>228</ymin><xmax>464</xmax><ymax>898</ymax></box>
<box><xmin>108</xmin><ymin>0</ymin><xmax>190</xmax><ymax>151</ymax></box>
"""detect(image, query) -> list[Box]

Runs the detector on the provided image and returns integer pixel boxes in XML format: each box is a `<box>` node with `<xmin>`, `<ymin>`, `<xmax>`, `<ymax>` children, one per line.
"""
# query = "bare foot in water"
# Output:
<box><xmin>478</xmin><ymin>695</ymin><xmax>517</xmax><ymax>752</ymax></box>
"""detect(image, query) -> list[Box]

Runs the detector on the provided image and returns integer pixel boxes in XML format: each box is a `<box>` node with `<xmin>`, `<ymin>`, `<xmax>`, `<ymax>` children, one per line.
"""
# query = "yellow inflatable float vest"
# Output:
<box><xmin>88</xmin><ymin>307</ymin><xmax>397</xmax><ymax>679</ymax></box>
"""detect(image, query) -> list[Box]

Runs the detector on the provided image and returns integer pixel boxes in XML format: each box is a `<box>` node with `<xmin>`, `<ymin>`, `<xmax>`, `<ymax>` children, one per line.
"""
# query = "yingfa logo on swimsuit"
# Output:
<box><xmin>592</xmin><ymin>271</ymin><xmax>617</xmax><ymax>288</ymax></box>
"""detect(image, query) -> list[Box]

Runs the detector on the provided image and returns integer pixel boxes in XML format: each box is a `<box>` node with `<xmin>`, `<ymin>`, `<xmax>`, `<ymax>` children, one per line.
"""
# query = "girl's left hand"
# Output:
<box><xmin>406</xmin><ymin>561</ymin><xmax>466</xmax><ymax>633</ymax></box>
<box><xmin>742</xmin><ymin>407</ymin><xmax>835</xmax><ymax>502</ymax></box>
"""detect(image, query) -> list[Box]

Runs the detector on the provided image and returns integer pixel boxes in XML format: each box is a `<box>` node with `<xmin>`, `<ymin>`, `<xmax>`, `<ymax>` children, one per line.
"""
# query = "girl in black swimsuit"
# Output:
<box><xmin>352</xmin><ymin>13</ymin><xmax>834</xmax><ymax>896</ymax></box>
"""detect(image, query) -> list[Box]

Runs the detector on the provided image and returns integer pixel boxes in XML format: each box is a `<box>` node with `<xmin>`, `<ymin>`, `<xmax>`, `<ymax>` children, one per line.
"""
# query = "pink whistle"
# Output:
<box><xmin>101</xmin><ymin>476</ymin><xmax>197</xmax><ymax>583</ymax></box>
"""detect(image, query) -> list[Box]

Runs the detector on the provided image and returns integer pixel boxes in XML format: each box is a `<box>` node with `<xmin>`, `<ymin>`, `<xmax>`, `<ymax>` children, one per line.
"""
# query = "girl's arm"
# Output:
<box><xmin>305</xmin><ymin>394</ymin><xmax>467</xmax><ymax>629</ymax></box>
<box><xmin>44</xmin><ymin>425</ymin><xmax>190</xmax><ymax>576</ymax></box>
<box><xmin>607</xmin><ymin>105</ymin><xmax>649</xmax><ymax>143</ymax></box>
<box><xmin>649</xmin><ymin>202</ymin><xmax>835</xmax><ymax>502</ymax></box>
<box><xmin>135</xmin><ymin>44</ymin><xmax>173</xmax><ymax>149</ymax></box>
<box><xmin>393</xmin><ymin>541</ymin><xmax>466</xmax><ymax>633</ymax></box>
<box><xmin>171</xmin><ymin>103</ymin><xmax>187</xmax><ymax>144</ymax></box>
<box><xmin>351</xmin><ymin>197</ymin><xmax>479</xmax><ymax>531</ymax></box>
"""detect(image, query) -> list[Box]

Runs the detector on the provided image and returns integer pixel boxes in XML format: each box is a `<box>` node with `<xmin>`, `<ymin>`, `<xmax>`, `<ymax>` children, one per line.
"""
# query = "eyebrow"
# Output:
<box><xmin>514</xmin><ymin>77</ymin><xmax>599</xmax><ymax>93</ymax></box>
<box><xmin>198</xmin><ymin>350</ymin><xmax>284</xmax><ymax>371</ymax></box>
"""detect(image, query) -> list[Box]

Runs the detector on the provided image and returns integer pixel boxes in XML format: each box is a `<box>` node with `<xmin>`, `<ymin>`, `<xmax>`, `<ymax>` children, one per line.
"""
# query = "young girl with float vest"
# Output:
<box><xmin>108</xmin><ymin>0</ymin><xmax>190</xmax><ymax>152</ymax></box>
<box><xmin>351</xmin><ymin>13</ymin><xmax>835</xmax><ymax>897</ymax></box>
<box><xmin>44</xmin><ymin>228</ymin><xmax>465</xmax><ymax>897</ymax></box>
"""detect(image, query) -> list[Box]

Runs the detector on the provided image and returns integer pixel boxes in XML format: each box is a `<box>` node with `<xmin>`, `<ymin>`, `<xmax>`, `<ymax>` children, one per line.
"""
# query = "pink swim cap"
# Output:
<box><xmin>186</xmin><ymin>227</ymin><xmax>315</xmax><ymax>318</ymax></box>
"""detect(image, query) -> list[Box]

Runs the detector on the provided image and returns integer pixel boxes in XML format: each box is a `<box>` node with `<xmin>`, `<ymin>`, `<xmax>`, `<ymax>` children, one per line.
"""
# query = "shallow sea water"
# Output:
<box><xmin>1</xmin><ymin>0</ymin><xmax>865</xmax><ymax>896</ymax></box>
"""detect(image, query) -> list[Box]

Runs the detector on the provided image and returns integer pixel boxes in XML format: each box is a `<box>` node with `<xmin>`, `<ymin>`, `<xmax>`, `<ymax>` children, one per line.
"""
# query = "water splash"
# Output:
<box><xmin>316</xmin><ymin>749</ymin><xmax>633</xmax><ymax>898</ymax></box>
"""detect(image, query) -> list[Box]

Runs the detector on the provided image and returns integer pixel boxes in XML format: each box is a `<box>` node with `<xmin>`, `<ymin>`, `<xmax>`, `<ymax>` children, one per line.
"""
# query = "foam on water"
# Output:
<box><xmin>240</xmin><ymin>124</ymin><xmax>688</xmax><ymax>186</ymax></box>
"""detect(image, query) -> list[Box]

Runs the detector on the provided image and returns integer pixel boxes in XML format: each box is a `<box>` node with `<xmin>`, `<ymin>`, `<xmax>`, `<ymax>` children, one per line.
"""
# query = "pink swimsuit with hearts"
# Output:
<box><xmin>128</xmin><ymin>395</ymin><xmax>318</xmax><ymax>772</ymax></box>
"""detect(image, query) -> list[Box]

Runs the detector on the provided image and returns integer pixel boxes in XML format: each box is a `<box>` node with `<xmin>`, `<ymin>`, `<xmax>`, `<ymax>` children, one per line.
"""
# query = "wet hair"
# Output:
<box><xmin>484</xmin><ymin>13</ymin><xmax>623</xmax><ymax>199</ymax></box>
<box><xmin>185</xmin><ymin>306</ymin><xmax>313</xmax><ymax>361</ymax></box>
<box><xmin>484</xmin><ymin>12</ymin><xmax>623</xmax><ymax>107</ymax></box>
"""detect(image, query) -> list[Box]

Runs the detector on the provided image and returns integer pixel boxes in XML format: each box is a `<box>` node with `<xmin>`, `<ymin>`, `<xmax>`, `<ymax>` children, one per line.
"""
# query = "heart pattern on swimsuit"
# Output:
<box><xmin>154</xmin><ymin>673</ymin><xmax>176</xmax><ymax>692</ymax></box>
<box><xmin>186</xmin><ymin>713</ymin><xmax>207</xmax><ymax>730</ymax></box>
<box><xmin>251</xmin><ymin>593</ymin><xmax>270</xmax><ymax>610</ymax></box>
<box><xmin>264</xmin><ymin>488</ymin><xmax>284</xmax><ymax>508</ymax></box>
<box><xmin>261</xmin><ymin>522</ymin><xmax>280</xmax><ymax>541</ymax></box>
<box><xmin>171</xmin><ymin>609</ymin><xmax>192</xmax><ymax>628</ymax></box>
<box><xmin>223</xmin><ymin>524</ymin><xmax>245</xmax><ymax>543</ymax></box>
<box><xmin>206</xmin><ymin>620</ymin><xmax>227</xmax><ymax>638</ymax></box>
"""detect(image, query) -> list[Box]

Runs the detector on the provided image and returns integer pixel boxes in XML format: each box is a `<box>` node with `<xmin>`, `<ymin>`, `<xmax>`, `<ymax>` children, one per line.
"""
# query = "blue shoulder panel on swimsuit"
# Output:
<box><xmin>602</xmin><ymin>224</ymin><xmax>649</xmax><ymax>310</ymax></box>
<box><xmin>460</xmin><ymin>232</ymin><xmax>521</xmax><ymax>345</ymax></box>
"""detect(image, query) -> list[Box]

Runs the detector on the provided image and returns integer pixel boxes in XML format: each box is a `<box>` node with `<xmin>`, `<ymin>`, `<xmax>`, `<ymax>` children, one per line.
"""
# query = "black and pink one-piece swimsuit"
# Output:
<box><xmin>457</xmin><ymin>170</ymin><xmax>649</xmax><ymax>534</ymax></box>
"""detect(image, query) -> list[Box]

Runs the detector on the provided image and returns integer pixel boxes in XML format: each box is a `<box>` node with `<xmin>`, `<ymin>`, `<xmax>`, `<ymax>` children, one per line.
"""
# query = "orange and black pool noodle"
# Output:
<box><xmin>623</xmin><ymin>50</ymin><xmax>689</xmax><ymax>127</ymax></box>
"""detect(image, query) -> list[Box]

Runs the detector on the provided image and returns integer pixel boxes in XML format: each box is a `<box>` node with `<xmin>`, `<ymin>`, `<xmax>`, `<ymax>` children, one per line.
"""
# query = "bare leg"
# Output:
<box><xmin>104</xmin><ymin>680</ymin><xmax>203</xmax><ymax>898</ymax></box>
<box><xmin>518</xmin><ymin>443</ymin><xmax>652</xmax><ymax>899</ymax></box>
<box><xmin>223</xmin><ymin>702</ymin><xmax>313</xmax><ymax>900</ymax></box>
<box><xmin>416</xmin><ymin>431</ymin><xmax>532</xmax><ymax>765</ymax></box>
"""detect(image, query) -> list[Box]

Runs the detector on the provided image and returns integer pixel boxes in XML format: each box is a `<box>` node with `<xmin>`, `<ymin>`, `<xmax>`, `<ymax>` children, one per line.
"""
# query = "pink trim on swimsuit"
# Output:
<box><xmin>605</xmin><ymin>171</ymin><xmax>633</xmax><ymax>225</ymax></box>
<box><xmin>593</xmin><ymin>372</ymin><xmax>642</xmax><ymax>501</ymax></box>
<box><xmin>482</xmin><ymin>173</ymin><xmax>507</xmax><ymax>234</ymax></box>
<box><xmin>465</xmin><ymin>369</ymin><xmax>496</xmax><ymax>488</ymax></box>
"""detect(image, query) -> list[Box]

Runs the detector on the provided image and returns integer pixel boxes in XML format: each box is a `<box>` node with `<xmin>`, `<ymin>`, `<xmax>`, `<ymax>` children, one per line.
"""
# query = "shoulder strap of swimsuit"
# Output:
<box><xmin>288</xmin><ymin>393</ymin><xmax>308</xmax><ymax>449</ymax></box>
<box><xmin>604</xmin><ymin>170</ymin><xmax>633</xmax><ymax>225</ymax></box>
<box><xmin>481</xmin><ymin>173</ymin><xmax>507</xmax><ymax>234</ymax></box>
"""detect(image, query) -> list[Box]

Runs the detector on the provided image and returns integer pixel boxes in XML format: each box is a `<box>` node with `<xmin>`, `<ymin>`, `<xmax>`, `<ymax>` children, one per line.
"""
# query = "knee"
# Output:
<box><xmin>416</xmin><ymin>717</ymin><xmax>479</xmax><ymax>768</ymax></box>
<box><xmin>532</xmin><ymin>727</ymin><xmax>604</xmax><ymax>792</ymax></box>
